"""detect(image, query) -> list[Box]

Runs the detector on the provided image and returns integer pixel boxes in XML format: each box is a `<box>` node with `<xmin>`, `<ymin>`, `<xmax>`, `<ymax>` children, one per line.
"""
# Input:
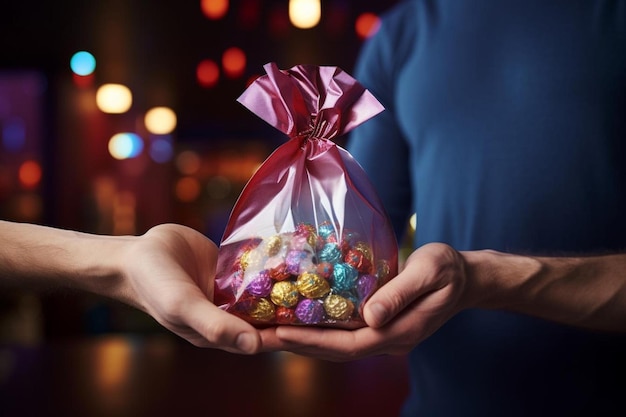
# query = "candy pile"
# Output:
<box><xmin>224</xmin><ymin>222</ymin><xmax>392</xmax><ymax>327</ymax></box>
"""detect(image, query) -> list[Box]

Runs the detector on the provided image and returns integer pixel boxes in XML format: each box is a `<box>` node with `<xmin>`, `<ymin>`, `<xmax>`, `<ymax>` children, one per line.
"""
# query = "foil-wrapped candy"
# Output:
<box><xmin>214</xmin><ymin>63</ymin><xmax>399</xmax><ymax>328</ymax></box>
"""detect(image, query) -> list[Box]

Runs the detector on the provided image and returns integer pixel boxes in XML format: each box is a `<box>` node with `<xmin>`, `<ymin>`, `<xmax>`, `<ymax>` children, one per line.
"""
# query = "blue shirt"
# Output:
<box><xmin>348</xmin><ymin>1</ymin><xmax>626</xmax><ymax>415</ymax></box>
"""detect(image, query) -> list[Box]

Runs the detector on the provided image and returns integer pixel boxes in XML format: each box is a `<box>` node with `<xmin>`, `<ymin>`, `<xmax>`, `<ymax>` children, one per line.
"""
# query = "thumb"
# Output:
<box><xmin>363</xmin><ymin>253</ymin><xmax>436</xmax><ymax>328</ymax></box>
<box><xmin>363</xmin><ymin>271</ymin><xmax>418</xmax><ymax>328</ymax></box>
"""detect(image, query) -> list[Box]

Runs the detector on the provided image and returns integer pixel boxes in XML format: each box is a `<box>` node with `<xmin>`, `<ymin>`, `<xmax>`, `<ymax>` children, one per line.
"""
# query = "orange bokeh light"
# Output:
<box><xmin>355</xmin><ymin>12</ymin><xmax>381</xmax><ymax>39</ymax></box>
<box><xmin>197</xmin><ymin>59</ymin><xmax>220</xmax><ymax>88</ymax></box>
<box><xmin>201</xmin><ymin>0</ymin><xmax>229</xmax><ymax>20</ymax></box>
<box><xmin>18</xmin><ymin>160</ymin><xmax>42</xmax><ymax>189</ymax></box>
<box><xmin>175</xmin><ymin>177</ymin><xmax>201</xmax><ymax>202</ymax></box>
<box><xmin>222</xmin><ymin>47</ymin><xmax>246</xmax><ymax>79</ymax></box>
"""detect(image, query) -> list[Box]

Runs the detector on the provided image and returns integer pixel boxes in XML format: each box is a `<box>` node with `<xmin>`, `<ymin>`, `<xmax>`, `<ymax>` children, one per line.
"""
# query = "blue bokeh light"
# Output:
<box><xmin>70</xmin><ymin>51</ymin><xmax>96</xmax><ymax>76</ymax></box>
<box><xmin>149</xmin><ymin>135</ymin><xmax>174</xmax><ymax>163</ymax></box>
<box><xmin>109</xmin><ymin>133</ymin><xmax>144</xmax><ymax>159</ymax></box>
<box><xmin>2</xmin><ymin>118</ymin><xmax>26</xmax><ymax>152</ymax></box>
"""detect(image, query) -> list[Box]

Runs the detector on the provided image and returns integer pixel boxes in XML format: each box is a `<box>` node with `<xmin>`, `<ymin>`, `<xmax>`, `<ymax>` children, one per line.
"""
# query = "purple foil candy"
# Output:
<box><xmin>285</xmin><ymin>250</ymin><xmax>309</xmax><ymax>275</ymax></box>
<box><xmin>356</xmin><ymin>274</ymin><xmax>378</xmax><ymax>301</ymax></box>
<box><xmin>246</xmin><ymin>270</ymin><xmax>272</xmax><ymax>297</ymax></box>
<box><xmin>295</xmin><ymin>299</ymin><xmax>325</xmax><ymax>324</ymax></box>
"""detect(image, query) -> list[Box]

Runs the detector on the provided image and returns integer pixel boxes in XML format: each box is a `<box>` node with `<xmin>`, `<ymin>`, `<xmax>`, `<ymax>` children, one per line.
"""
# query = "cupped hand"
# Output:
<box><xmin>117</xmin><ymin>224</ymin><xmax>261</xmax><ymax>354</ymax></box>
<box><xmin>260</xmin><ymin>243</ymin><xmax>469</xmax><ymax>361</ymax></box>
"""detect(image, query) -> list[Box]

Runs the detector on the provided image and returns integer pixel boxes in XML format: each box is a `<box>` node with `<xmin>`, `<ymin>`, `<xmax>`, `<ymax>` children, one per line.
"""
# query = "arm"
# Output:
<box><xmin>464</xmin><ymin>247</ymin><xmax>626</xmax><ymax>332</ymax></box>
<box><xmin>0</xmin><ymin>220</ymin><xmax>262</xmax><ymax>354</ymax></box>
<box><xmin>265</xmin><ymin>243</ymin><xmax>626</xmax><ymax>361</ymax></box>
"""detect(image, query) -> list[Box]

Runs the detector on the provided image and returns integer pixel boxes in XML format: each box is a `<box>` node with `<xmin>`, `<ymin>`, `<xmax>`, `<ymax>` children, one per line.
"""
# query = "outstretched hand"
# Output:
<box><xmin>260</xmin><ymin>243</ymin><xmax>469</xmax><ymax>361</ymax></box>
<box><xmin>117</xmin><ymin>224</ymin><xmax>262</xmax><ymax>354</ymax></box>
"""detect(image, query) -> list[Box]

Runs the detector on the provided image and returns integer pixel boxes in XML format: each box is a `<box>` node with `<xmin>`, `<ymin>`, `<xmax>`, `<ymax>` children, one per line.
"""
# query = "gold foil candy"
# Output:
<box><xmin>323</xmin><ymin>294</ymin><xmax>355</xmax><ymax>320</ymax></box>
<box><xmin>263</xmin><ymin>235</ymin><xmax>283</xmax><ymax>257</ymax></box>
<box><xmin>240</xmin><ymin>248</ymin><xmax>264</xmax><ymax>272</ymax></box>
<box><xmin>296</xmin><ymin>223</ymin><xmax>319</xmax><ymax>249</ymax></box>
<box><xmin>270</xmin><ymin>281</ymin><xmax>300</xmax><ymax>308</ymax></box>
<box><xmin>353</xmin><ymin>241</ymin><xmax>374</xmax><ymax>263</ymax></box>
<box><xmin>296</xmin><ymin>271</ymin><xmax>330</xmax><ymax>299</ymax></box>
<box><xmin>248</xmin><ymin>298</ymin><xmax>275</xmax><ymax>322</ymax></box>
<box><xmin>376</xmin><ymin>259</ymin><xmax>391</xmax><ymax>282</ymax></box>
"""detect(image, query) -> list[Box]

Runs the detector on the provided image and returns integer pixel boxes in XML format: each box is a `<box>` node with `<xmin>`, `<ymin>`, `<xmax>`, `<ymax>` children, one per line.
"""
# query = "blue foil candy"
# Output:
<box><xmin>331</xmin><ymin>263</ymin><xmax>358</xmax><ymax>293</ymax></box>
<box><xmin>319</xmin><ymin>243</ymin><xmax>342</xmax><ymax>264</ymax></box>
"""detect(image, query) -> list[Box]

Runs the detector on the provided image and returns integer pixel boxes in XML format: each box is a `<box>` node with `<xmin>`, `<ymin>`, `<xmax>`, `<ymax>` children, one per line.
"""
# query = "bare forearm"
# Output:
<box><xmin>463</xmin><ymin>250</ymin><xmax>626</xmax><ymax>331</ymax></box>
<box><xmin>0</xmin><ymin>220</ymin><xmax>127</xmax><ymax>295</ymax></box>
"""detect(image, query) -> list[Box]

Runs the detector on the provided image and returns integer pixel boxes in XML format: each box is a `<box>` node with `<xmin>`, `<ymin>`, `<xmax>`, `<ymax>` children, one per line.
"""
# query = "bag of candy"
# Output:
<box><xmin>214</xmin><ymin>63</ymin><xmax>398</xmax><ymax>328</ymax></box>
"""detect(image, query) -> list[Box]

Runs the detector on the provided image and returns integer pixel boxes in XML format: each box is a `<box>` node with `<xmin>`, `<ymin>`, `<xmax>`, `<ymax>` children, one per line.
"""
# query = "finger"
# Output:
<box><xmin>274</xmin><ymin>325</ymin><xmax>386</xmax><ymax>361</ymax></box>
<box><xmin>258</xmin><ymin>327</ymin><xmax>301</xmax><ymax>352</ymax></box>
<box><xmin>176</xmin><ymin>295</ymin><xmax>261</xmax><ymax>354</ymax></box>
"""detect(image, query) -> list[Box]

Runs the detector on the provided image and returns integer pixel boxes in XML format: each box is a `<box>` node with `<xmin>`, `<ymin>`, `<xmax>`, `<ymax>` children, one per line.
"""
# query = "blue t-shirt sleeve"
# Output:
<box><xmin>347</xmin><ymin>5</ymin><xmax>417</xmax><ymax>240</ymax></box>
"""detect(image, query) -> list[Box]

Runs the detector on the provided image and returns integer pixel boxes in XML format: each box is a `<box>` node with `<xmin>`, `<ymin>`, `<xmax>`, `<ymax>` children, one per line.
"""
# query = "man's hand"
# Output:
<box><xmin>118</xmin><ymin>224</ymin><xmax>262</xmax><ymax>354</ymax></box>
<box><xmin>261</xmin><ymin>243</ymin><xmax>469</xmax><ymax>361</ymax></box>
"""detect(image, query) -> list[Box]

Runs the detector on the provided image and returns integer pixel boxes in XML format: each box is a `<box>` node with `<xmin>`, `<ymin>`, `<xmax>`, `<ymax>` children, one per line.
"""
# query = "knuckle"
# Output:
<box><xmin>424</xmin><ymin>244</ymin><xmax>463</xmax><ymax>283</ymax></box>
<box><xmin>201</xmin><ymin>320</ymin><xmax>231</xmax><ymax>344</ymax></box>
<box><xmin>386</xmin><ymin>290</ymin><xmax>409</xmax><ymax>312</ymax></box>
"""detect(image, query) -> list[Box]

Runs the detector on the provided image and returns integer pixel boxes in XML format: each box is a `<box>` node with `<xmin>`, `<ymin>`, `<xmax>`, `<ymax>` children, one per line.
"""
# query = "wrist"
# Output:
<box><xmin>460</xmin><ymin>249</ymin><xmax>543</xmax><ymax>310</ymax></box>
<box><xmin>66</xmin><ymin>232</ymin><xmax>134</xmax><ymax>301</ymax></box>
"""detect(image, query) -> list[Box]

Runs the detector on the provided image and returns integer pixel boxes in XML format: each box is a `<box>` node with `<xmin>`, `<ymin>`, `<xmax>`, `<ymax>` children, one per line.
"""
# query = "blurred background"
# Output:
<box><xmin>0</xmin><ymin>1</ymin><xmax>410</xmax><ymax>416</ymax></box>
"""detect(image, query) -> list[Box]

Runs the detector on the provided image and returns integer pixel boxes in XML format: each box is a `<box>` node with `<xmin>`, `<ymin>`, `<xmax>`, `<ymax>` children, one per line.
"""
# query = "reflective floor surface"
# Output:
<box><xmin>0</xmin><ymin>334</ymin><xmax>409</xmax><ymax>417</ymax></box>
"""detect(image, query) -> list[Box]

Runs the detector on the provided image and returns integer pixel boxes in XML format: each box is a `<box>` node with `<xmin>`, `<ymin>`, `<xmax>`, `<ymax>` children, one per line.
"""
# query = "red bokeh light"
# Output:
<box><xmin>222</xmin><ymin>47</ymin><xmax>246</xmax><ymax>79</ymax></box>
<box><xmin>355</xmin><ymin>12</ymin><xmax>381</xmax><ymax>39</ymax></box>
<box><xmin>18</xmin><ymin>160</ymin><xmax>42</xmax><ymax>189</ymax></box>
<box><xmin>197</xmin><ymin>59</ymin><xmax>220</xmax><ymax>88</ymax></box>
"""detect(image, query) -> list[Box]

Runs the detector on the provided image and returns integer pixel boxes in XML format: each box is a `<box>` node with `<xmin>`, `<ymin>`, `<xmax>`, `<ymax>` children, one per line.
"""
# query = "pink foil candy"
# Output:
<box><xmin>214</xmin><ymin>63</ymin><xmax>398</xmax><ymax>328</ymax></box>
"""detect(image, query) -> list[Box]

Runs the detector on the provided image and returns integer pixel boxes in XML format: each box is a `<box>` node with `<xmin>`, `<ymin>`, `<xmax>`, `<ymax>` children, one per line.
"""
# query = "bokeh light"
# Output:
<box><xmin>197</xmin><ymin>59</ymin><xmax>220</xmax><ymax>88</ymax></box>
<box><xmin>355</xmin><ymin>12</ymin><xmax>381</xmax><ymax>39</ymax></box>
<box><xmin>149</xmin><ymin>136</ymin><xmax>174</xmax><ymax>163</ymax></box>
<box><xmin>108</xmin><ymin>133</ymin><xmax>144</xmax><ymax>159</ymax></box>
<box><xmin>96</xmin><ymin>84</ymin><xmax>133</xmax><ymax>114</ymax></box>
<box><xmin>95</xmin><ymin>336</ymin><xmax>132</xmax><ymax>394</ymax></box>
<box><xmin>70</xmin><ymin>51</ymin><xmax>96</xmax><ymax>76</ymax></box>
<box><xmin>201</xmin><ymin>0</ymin><xmax>229</xmax><ymax>20</ymax></box>
<box><xmin>222</xmin><ymin>47</ymin><xmax>246</xmax><ymax>79</ymax></box>
<box><xmin>2</xmin><ymin>117</ymin><xmax>26</xmax><ymax>152</ymax></box>
<box><xmin>18</xmin><ymin>160</ymin><xmax>42</xmax><ymax>188</ymax></box>
<box><xmin>176</xmin><ymin>150</ymin><xmax>201</xmax><ymax>175</ymax></box>
<box><xmin>144</xmin><ymin>107</ymin><xmax>177</xmax><ymax>134</ymax></box>
<box><xmin>175</xmin><ymin>177</ymin><xmax>201</xmax><ymax>202</ymax></box>
<box><xmin>289</xmin><ymin>0</ymin><xmax>321</xmax><ymax>29</ymax></box>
